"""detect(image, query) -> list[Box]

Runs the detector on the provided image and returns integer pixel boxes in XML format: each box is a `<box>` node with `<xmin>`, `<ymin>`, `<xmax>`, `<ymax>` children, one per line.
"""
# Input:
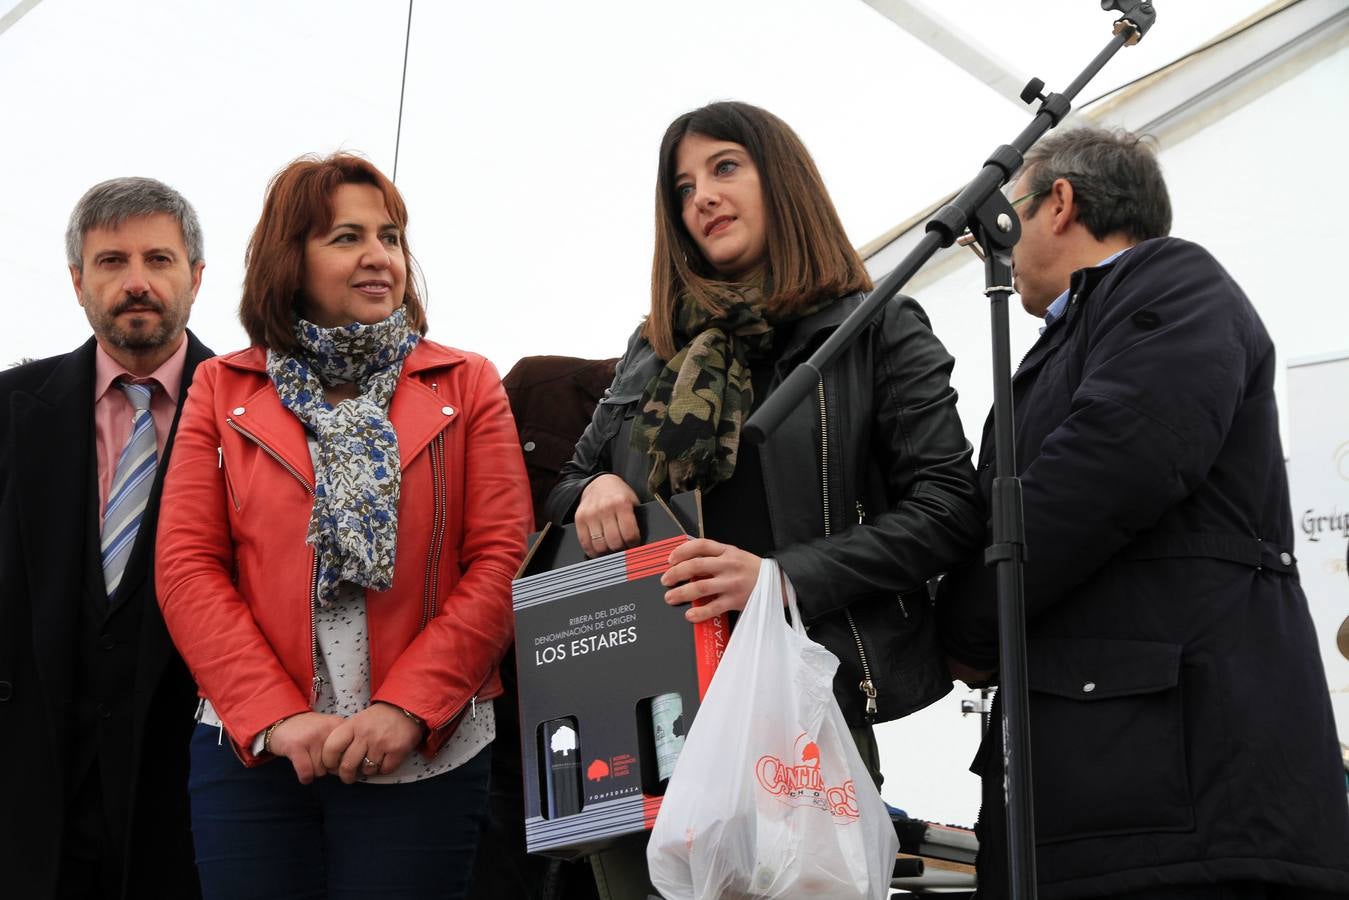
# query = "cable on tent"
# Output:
<box><xmin>392</xmin><ymin>0</ymin><xmax>414</xmax><ymax>184</ymax></box>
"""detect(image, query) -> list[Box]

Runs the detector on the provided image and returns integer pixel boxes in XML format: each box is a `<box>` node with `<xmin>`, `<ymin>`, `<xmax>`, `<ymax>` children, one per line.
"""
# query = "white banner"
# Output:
<box><xmin>1287</xmin><ymin>352</ymin><xmax>1349</xmax><ymax>742</ymax></box>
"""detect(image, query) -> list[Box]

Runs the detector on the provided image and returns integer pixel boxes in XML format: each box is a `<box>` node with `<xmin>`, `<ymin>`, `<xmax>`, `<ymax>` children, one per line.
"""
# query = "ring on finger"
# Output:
<box><xmin>589</xmin><ymin>531</ymin><xmax>604</xmax><ymax>541</ymax></box>
<box><xmin>361</xmin><ymin>756</ymin><xmax>378</xmax><ymax>770</ymax></box>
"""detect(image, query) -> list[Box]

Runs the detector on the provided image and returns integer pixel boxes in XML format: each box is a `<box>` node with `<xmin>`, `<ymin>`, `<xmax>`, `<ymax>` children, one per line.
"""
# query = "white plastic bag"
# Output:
<box><xmin>647</xmin><ymin>559</ymin><xmax>899</xmax><ymax>899</ymax></box>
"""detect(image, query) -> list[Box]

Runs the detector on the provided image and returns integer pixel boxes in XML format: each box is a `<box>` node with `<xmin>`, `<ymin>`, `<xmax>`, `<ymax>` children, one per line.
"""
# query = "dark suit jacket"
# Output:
<box><xmin>503</xmin><ymin>355</ymin><xmax>618</xmax><ymax>532</ymax></box>
<box><xmin>939</xmin><ymin>239</ymin><xmax>1349</xmax><ymax>898</ymax></box>
<box><xmin>0</xmin><ymin>332</ymin><xmax>211</xmax><ymax>899</ymax></box>
<box><xmin>464</xmin><ymin>355</ymin><xmax>616</xmax><ymax>900</ymax></box>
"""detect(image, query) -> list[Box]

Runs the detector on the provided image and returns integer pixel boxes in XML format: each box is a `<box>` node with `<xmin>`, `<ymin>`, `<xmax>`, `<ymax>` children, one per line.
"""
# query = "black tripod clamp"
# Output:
<box><xmin>928</xmin><ymin>144</ymin><xmax>1027</xmax><ymax>249</ymax></box>
<box><xmin>1105</xmin><ymin>0</ymin><xmax>1157</xmax><ymax>46</ymax></box>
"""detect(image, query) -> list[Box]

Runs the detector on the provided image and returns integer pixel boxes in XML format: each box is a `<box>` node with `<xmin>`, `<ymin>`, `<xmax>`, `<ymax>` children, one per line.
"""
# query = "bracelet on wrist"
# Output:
<box><xmin>262</xmin><ymin>716</ymin><xmax>291</xmax><ymax>754</ymax></box>
<box><xmin>399</xmin><ymin>705</ymin><xmax>427</xmax><ymax>733</ymax></box>
<box><xmin>380</xmin><ymin>701</ymin><xmax>427</xmax><ymax>735</ymax></box>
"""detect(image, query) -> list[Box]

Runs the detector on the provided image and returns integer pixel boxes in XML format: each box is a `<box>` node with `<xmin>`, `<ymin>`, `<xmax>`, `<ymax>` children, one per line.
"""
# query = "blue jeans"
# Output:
<box><xmin>189</xmin><ymin>723</ymin><xmax>491</xmax><ymax>899</ymax></box>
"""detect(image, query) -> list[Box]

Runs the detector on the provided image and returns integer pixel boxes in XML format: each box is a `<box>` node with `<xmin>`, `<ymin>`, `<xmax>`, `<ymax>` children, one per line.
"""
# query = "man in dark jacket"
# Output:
<box><xmin>468</xmin><ymin>355</ymin><xmax>615</xmax><ymax>900</ymax></box>
<box><xmin>0</xmin><ymin>178</ymin><xmax>210</xmax><ymax>898</ymax></box>
<box><xmin>505</xmin><ymin>355</ymin><xmax>619</xmax><ymax>532</ymax></box>
<box><xmin>940</xmin><ymin>128</ymin><xmax>1349</xmax><ymax>899</ymax></box>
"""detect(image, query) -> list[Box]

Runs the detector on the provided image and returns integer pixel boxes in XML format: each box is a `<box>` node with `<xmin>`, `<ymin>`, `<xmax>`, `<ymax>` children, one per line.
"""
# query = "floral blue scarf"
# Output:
<box><xmin>266</xmin><ymin>307</ymin><xmax>420</xmax><ymax>606</ymax></box>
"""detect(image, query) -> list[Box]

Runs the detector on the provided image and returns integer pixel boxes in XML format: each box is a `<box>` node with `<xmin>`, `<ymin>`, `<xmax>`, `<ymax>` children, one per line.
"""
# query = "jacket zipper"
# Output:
<box><xmin>225</xmin><ymin>418</ymin><xmax>315</xmax><ymax>494</ymax></box>
<box><xmin>218</xmin><ymin>445</ymin><xmax>241</xmax><ymax>511</ymax></box>
<box><xmin>307</xmin><ymin>550</ymin><xmax>322</xmax><ymax>704</ymax></box>
<box><xmin>420</xmin><ymin>385</ymin><xmax>463</xmax><ymax>723</ymax></box>
<box><xmin>421</xmin><ymin>427</ymin><xmax>447</xmax><ymax>631</ymax></box>
<box><xmin>225</xmin><ymin>417</ymin><xmax>324</xmax><ymax>704</ymax></box>
<box><xmin>1014</xmin><ymin>289</ymin><xmax>1079</xmax><ymax>374</ymax></box>
<box><xmin>857</xmin><ymin>500</ymin><xmax>909</xmax><ymax>620</ymax></box>
<box><xmin>819</xmin><ymin>381</ymin><xmax>878</xmax><ymax>720</ymax></box>
<box><xmin>818</xmin><ymin>381</ymin><xmax>832</xmax><ymax>531</ymax></box>
<box><xmin>442</xmin><ymin>689</ymin><xmax>482</xmax><ymax>732</ymax></box>
<box><xmin>430</xmin><ymin>668</ymin><xmax>493</xmax><ymax>736</ymax></box>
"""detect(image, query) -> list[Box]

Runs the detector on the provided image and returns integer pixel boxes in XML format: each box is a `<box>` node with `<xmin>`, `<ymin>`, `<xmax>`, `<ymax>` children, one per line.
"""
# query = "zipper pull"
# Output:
<box><xmin>860</xmin><ymin>679</ymin><xmax>878</xmax><ymax>717</ymax></box>
<box><xmin>310</xmin><ymin>675</ymin><xmax>324</xmax><ymax>705</ymax></box>
<box><xmin>897</xmin><ymin>594</ymin><xmax>909</xmax><ymax>619</ymax></box>
<box><xmin>856</xmin><ymin>501</ymin><xmax>865</xmax><ymax>525</ymax></box>
<box><xmin>217</xmin><ymin>446</ymin><xmax>223</xmax><ymax>468</ymax></box>
<box><xmin>470</xmin><ymin>696</ymin><xmax>477</xmax><ymax>719</ymax></box>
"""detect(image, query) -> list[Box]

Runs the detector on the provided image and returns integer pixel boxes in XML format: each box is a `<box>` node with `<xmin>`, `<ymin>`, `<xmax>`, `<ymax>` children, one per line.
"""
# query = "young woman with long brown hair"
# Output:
<box><xmin>546</xmin><ymin>100</ymin><xmax>985</xmax><ymax>899</ymax></box>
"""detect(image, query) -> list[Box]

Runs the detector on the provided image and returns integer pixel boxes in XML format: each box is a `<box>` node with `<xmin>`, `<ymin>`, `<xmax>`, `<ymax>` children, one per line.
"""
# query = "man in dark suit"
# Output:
<box><xmin>940</xmin><ymin>128</ymin><xmax>1349</xmax><ymax>899</ymax></box>
<box><xmin>467</xmin><ymin>355</ymin><xmax>616</xmax><ymax>900</ymax></box>
<box><xmin>0</xmin><ymin>177</ymin><xmax>212</xmax><ymax>898</ymax></box>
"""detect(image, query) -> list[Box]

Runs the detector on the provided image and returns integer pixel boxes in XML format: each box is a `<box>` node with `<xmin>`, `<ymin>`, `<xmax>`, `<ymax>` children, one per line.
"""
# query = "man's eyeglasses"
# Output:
<box><xmin>1009</xmin><ymin>189</ymin><xmax>1045</xmax><ymax>211</ymax></box>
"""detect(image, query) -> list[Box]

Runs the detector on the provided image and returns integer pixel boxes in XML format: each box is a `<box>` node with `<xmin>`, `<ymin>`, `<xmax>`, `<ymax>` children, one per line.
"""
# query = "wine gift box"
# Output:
<box><xmin>512</xmin><ymin>492</ymin><xmax>728</xmax><ymax>856</ymax></box>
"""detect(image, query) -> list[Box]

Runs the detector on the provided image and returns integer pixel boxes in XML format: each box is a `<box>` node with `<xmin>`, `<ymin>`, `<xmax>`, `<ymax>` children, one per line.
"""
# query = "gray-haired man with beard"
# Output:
<box><xmin>0</xmin><ymin>177</ymin><xmax>212</xmax><ymax>898</ymax></box>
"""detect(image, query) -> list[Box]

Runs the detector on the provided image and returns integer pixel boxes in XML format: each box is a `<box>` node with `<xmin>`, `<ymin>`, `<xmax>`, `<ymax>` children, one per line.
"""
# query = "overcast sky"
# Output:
<box><xmin>1</xmin><ymin>0</ymin><xmax>1276</xmax><ymax>373</ymax></box>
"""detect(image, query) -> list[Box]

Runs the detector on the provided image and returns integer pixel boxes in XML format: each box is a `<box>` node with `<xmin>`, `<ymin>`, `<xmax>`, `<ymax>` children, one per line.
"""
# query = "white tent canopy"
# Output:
<box><xmin>3</xmin><ymin>0</ymin><xmax>1343</xmax><ymax>826</ymax></box>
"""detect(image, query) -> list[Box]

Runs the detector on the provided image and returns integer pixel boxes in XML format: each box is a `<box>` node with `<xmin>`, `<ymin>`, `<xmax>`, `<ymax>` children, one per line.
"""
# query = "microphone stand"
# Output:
<box><xmin>743</xmin><ymin>4</ymin><xmax>1156</xmax><ymax>898</ymax></box>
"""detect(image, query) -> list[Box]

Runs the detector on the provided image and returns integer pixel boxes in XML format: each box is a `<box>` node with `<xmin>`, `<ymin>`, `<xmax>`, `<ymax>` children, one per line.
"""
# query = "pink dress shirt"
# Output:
<box><xmin>93</xmin><ymin>338</ymin><xmax>188</xmax><ymax>521</ymax></box>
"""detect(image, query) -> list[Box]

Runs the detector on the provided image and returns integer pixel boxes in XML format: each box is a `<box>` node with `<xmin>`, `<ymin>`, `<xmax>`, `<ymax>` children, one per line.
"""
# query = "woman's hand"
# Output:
<box><xmin>575</xmin><ymin>474</ymin><xmax>641</xmax><ymax>558</ymax></box>
<box><xmin>320</xmin><ymin>702</ymin><xmax>424</xmax><ymax>784</ymax></box>
<box><xmin>661</xmin><ymin>539</ymin><xmax>763</xmax><ymax>623</ymax></box>
<box><xmin>267</xmin><ymin>712</ymin><xmax>345</xmax><ymax>784</ymax></box>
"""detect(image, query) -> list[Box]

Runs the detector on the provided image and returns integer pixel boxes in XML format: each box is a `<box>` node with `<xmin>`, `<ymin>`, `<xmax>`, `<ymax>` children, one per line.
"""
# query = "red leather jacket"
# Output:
<box><xmin>156</xmin><ymin>340</ymin><xmax>531</xmax><ymax>764</ymax></box>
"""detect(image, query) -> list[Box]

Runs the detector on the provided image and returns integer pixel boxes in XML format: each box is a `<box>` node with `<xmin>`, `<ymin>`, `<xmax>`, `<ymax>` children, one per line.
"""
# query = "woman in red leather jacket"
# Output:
<box><xmin>156</xmin><ymin>153</ymin><xmax>531</xmax><ymax>899</ymax></box>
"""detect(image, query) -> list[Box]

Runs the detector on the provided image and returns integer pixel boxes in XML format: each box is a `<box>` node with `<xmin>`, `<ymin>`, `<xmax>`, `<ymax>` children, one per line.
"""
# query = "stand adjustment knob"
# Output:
<box><xmin>1020</xmin><ymin>78</ymin><xmax>1046</xmax><ymax>105</ymax></box>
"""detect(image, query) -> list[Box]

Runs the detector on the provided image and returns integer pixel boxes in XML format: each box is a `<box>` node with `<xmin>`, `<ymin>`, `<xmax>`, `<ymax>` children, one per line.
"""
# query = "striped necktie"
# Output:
<box><xmin>101</xmin><ymin>381</ymin><xmax>157</xmax><ymax>599</ymax></box>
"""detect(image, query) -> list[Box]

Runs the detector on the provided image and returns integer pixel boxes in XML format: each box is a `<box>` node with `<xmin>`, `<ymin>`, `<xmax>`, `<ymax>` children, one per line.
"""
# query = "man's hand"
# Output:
<box><xmin>320</xmin><ymin>703</ymin><xmax>423</xmax><ymax>784</ymax></box>
<box><xmin>575</xmin><ymin>474</ymin><xmax>641</xmax><ymax>558</ymax></box>
<box><xmin>267</xmin><ymin>712</ymin><xmax>345</xmax><ymax>784</ymax></box>
<box><xmin>661</xmin><ymin>538</ymin><xmax>763</xmax><ymax>623</ymax></box>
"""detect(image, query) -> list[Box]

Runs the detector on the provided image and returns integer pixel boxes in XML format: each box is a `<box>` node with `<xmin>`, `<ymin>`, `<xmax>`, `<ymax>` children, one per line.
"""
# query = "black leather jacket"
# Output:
<box><xmin>545</xmin><ymin>293</ymin><xmax>984</xmax><ymax>724</ymax></box>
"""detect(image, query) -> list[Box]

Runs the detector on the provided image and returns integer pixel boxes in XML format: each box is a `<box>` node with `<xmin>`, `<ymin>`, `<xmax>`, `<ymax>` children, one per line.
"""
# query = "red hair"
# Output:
<box><xmin>240</xmin><ymin>153</ymin><xmax>427</xmax><ymax>353</ymax></box>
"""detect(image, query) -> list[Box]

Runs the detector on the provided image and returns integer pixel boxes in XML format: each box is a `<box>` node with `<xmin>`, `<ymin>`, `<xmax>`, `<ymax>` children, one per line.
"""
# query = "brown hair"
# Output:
<box><xmin>646</xmin><ymin>101</ymin><xmax>872</xmax><ymax>360</ymax></box>
<box><xmin>240</xmin><ymin>153</ymin><xmax>427</xmax><ymax>353</ymax></box>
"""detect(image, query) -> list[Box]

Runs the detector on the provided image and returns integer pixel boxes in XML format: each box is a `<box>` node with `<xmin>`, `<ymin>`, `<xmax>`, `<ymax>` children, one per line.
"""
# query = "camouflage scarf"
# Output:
<box><xmin>630</xmin><ymin>284</ymin><xmax>830</xmax><ymax>495</ymax></box>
